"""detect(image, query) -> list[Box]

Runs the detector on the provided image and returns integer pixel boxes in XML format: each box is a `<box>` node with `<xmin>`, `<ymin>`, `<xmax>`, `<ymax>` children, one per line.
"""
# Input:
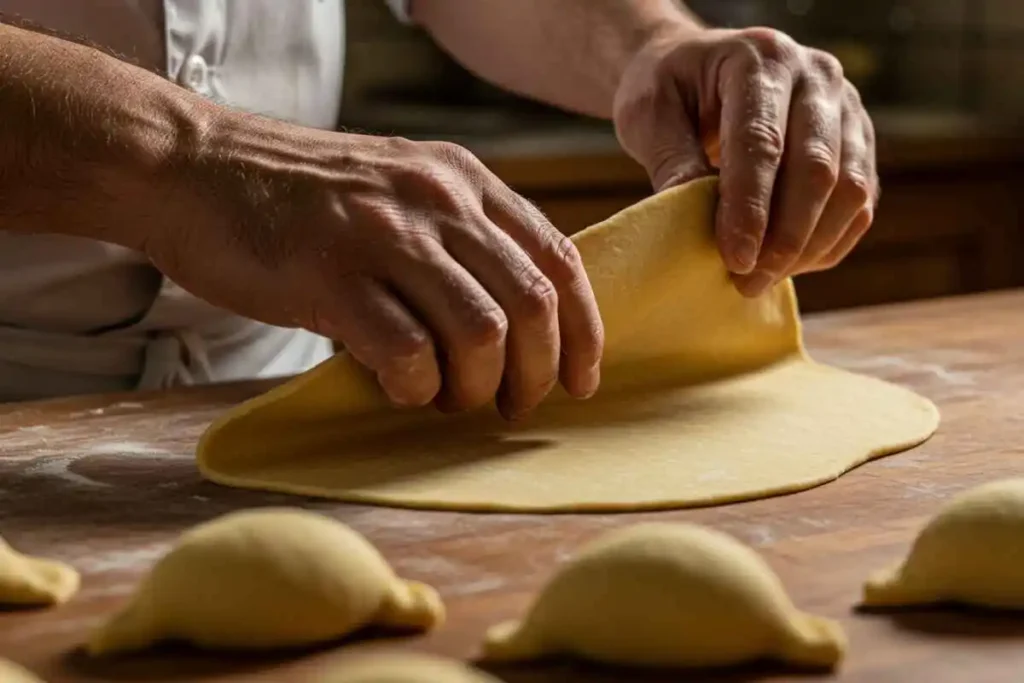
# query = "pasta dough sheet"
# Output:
<box><xmin>196</xmin><ymin>177</ymin><xmax>939</xmax><ymax>512</ymax></box>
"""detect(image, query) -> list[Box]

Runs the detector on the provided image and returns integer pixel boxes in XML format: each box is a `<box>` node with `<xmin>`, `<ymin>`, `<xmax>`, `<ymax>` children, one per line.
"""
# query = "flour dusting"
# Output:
<box><xmin>829</xmin><ymin>353</ymin><xmax>977</xmax><ymax>386</ymax></box>
<box><xmin>84</xmin><ymin>441</ymin><xmax>180</xmax><ymax>458</ymax></box>
<box><xmin>17</xmin><ymin>440</ymin><xmax>187</xmax><ymax>489</ymax></box>
<box><xmin>741</xmin><ymin>525</ymin><xmax>777</xmax><ymax>547</ymax></box>
<box><xmin>451</xmin><ymin>576</ymin><xmax>506</xmax><ymax>596</ymax></box>
<box><xmin>21</xmin><ymin>454</ymin><xmax>112</xmax><ymax>489</ymax></box>
<box><xmin>74</xmin><ymin>544</ymin><xmax>170</xmax><ymax>573</ymax></box>
<box><xmin>400</xmin><ymin>554</ymin><xmax>464</xmax><ymax>578</ymax></box>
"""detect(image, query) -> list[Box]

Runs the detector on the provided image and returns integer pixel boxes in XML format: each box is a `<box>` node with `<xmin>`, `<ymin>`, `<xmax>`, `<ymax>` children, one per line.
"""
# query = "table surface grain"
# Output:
<box><xmin>2</xmin><ymin>291</ymin><xmax>1024</xmax><ymax>683</ymax></box>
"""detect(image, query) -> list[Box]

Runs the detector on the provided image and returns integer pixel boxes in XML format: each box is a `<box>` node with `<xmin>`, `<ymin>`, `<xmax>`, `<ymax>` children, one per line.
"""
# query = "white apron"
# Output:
<box><xmin>0</xmin><ymin>0</ymin><xmax>410</xmax><ymax>402</ymax></box>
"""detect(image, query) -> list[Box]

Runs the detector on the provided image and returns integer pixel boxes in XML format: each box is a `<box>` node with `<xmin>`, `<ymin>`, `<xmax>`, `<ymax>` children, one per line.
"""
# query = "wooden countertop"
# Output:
<box><xmin>2</xmin><ymin>291</ymin><xmax>1024</xmax><ymax>682</ymax></box>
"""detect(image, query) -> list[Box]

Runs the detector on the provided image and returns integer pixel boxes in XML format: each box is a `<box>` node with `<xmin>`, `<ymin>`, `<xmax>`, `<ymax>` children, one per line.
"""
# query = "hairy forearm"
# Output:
<box><xmin>0</xmin><ymin>19</ymin><xmax>216</xmax><ymax>249</ymax></box>
<box><xmin>411</xmin><ymin>0</ymin><xmax>701</xmax><ymax>119</ymax></box>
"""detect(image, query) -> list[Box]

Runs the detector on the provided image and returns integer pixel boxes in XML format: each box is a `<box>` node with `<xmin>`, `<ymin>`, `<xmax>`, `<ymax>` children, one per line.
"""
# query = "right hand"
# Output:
<box><xmin>148</xmin><ymin>121</ymin><xmax>604</xmax><ymax>420</ymax></box>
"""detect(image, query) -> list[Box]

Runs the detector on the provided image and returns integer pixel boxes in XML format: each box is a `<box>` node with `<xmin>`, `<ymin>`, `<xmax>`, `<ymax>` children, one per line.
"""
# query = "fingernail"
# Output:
<box><xmin>739</xmin><ymin>271</ymin><xmax>774</xmax><ymax>297</ymax></box>
<box><xmin>732</xmin><ymin>235</ymin><xmax>760</xmax><ymax>273</ymax></box>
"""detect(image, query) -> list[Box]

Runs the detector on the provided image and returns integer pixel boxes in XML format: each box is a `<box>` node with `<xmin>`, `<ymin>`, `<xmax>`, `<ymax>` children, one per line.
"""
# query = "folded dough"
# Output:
<box><xmin>196</xmin><ymin>177</ymin><xmax>939</xmax><ymax>512</ymax></box>
<box><xmin>482</xmin><ymin>523</ymin><xmax>845</xmax><ymax>669</ymax></box>
<box><xmin>88</xmin><ymin>508</ymin><xmax>443</xmax><ymax>655</ymax></box>
<box><xmin>0</xmin><ymin>659</ymin><xmax>45</xmax><ymax>683</ymax></box>
<box><xmin>315</xmin><ymin>652</ymin><xmax>500</xmax><ymax>683</ymax></box>
<box><xmin>863</xmin><ymin>478</ymin><xmax>1024</xmax><ymax>609</ymax></box>
<box><xmin>0</xmin><ymin>535</ymin><xmax>79</xmax><ymax>607</ymax></box>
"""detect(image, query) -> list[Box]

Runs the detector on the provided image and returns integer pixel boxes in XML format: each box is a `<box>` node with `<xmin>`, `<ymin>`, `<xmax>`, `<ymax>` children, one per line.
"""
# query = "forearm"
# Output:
<box><xmin>0</xmin><ymin>19</ymin><xmax>216</xmax><ymax>250</ymax></box>
<box><xmin>411</xmin><ymin>0</ymin><xmax>702</xmax><ymax>119</ymax></box>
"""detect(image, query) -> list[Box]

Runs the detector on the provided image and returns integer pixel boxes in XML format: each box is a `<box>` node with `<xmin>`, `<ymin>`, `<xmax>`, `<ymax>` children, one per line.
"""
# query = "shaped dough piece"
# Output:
<box><xmin>0</xmin><ymin>536</ymin><xmax>79</xmax><ymax>607</ymax></box>
<box><xmin>863</xmin><ymin>479</ymin><xmax>1024</xmax><ymax>608</ymax></box>
<box><xmin>0</xmin><ymin>659</ymin><xmax>46</xmax><ymax>683</ymax></box>
<box><xmin>316</xmin><ymin>652</ymin><xmax>501</xmax><ymax>683</ymax></box>
<box><xmin>196</xmin><ymin>177</ymin><xmax>939</xmax><ymax>512</ymax></box>
<box><xmin>483</xmin><ymin>523</ymin><xmax>845</xmax><ymax>670</ymax></box>
<box><xmin>88</xmin><ymin>508</ymin><xmax>443</xmax><ymax>656</ymax></box>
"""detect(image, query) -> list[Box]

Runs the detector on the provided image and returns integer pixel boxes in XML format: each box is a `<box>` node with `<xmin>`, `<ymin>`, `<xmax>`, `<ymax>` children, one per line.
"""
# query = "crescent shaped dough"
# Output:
<box><xmin>863</xmin><ymin>478</ymin><xmax>1024</xmax><ymax>608</ymax></box>
<box><xmin>482</xmin><ymin>523</ymin><xmax>845</xmax><ymax>670</ymax></box>
<box><xmin>0</xmin><ymin>659</ymin><xmax>46</xmax><ymax>683</ymax></box>
<box><xmin>88</xmin><ymin>508</ymin><xmax>443</xmax><ymax>655</ymax></box>
<box><xmin>0</xmin><ymin>536</ymin><xmax>79</xmax><ymax>607</ymax></box>
<box><xmin>316</xmin><ymin>652</ymin><xmax>501</xmax><ymax>683</ymax></box>
<box><xmin>195</xmin><ymin>177</ymin><xmax>938</xmax><ymax>512</ymax></box>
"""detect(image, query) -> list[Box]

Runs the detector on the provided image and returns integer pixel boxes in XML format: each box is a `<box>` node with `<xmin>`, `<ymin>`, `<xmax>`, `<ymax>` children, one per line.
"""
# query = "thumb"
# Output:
<box><xmin>614</xmin><ymin>83</ymin><xmax>713</xmax><ymax>192</ymax></box>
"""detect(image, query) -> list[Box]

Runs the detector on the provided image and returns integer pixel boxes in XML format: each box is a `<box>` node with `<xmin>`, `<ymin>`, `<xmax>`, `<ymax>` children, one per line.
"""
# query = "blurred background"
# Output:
<box><xmin>340</xmin><ymin>0</ymin><xmax>1024</xmax><ymax>312</ymax></box>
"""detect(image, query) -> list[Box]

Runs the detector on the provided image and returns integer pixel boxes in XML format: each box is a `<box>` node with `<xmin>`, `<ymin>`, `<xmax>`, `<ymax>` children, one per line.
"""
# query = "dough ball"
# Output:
<box><xmin>0</xmin><ymin>659</ymin><xmax>45</xmax><ymax>683</ymax></box>
<box><xmin>314</xmin><ymin>651</ymin><xmax>500</xmax><ymax>682</ymax></box>
<box><xmin>88</xmin><ymin>508</ymin><xmax>444</xmax><ymax>656</ymax></box>
<box><xmin>863</xmin><ymin>478</ymin><xmax>1024</xmax><ymax>608</ymax></box>
<box><xmin>482</xmin><ymin>523</ymin><xmax>844</xmax><ymax>670</ymax></box>
<box><xmin>0</xmin><ymin>536</ymin><xmax>79</xmax><ymax>607</ymax></box>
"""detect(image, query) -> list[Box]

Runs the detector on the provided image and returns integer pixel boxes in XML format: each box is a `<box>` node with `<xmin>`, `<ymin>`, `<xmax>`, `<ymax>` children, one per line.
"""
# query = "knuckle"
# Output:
<box><xmin>809</xmin><ymin>49</ymin><xmax>844</xmax><ymax>82</ymax></box>
<box><xmin>727</xmin><ymin>35</ymin><xmax>763</xmax><ymax>68</ymax></box>
<box><xmin>739</xmin><ymin>27</ymin><xmax>798</xmax><ymax>64</ymax></box>
<box><xmin>741</xmin><ymin>118</ymin><xmax>786</xmax><ymax>166</ymax></box>
<box><xmin>840</xmin><ymin>169</ymin><xmax>873</xmax><ymax>207</ymax></box>
<box><xmin>390</xmin><ymin>228</ymin><xmax>439</xmax><ymax>262</ymax></box>
<box><xmin>515</xmin><ymin>269</ymin><xmax>559</xmax><ymax>321</ymax></box>
<box><xmin>728</xmin><ymin>196</ymin><xmax>771</xmax><ymax>233</ymax></box>
<box><xmin>386</xmin><ymin>328</ymin><xmax>434</xmax><ymax>364</ymax></box>
<box><xmin>548</xmin><ymin>233</ymin><xmax>585</xmax><ymax>279</ymax></box>
<box><xmin>392</xmin><ymin>161</ymin><xmax>469</xmax><ymax>213</ymax></box>
<box><xmin>801</xmin><ymin>148</ymin><xmax>840</xmax><ymax>192</ymax></box>
<box><xmin>856</xmin><ymin>205</ymin><xmax>875</xmax><ymax>231</ymax></box>
<box><xmin>424</xmin><ymin>140</ymin><xmax>481</xmax><ymax>174</ymax></box>
<box><xmin>464</xmin><ymin>306</ymin><xmax>509</xmax><ymax>350</ymax></box>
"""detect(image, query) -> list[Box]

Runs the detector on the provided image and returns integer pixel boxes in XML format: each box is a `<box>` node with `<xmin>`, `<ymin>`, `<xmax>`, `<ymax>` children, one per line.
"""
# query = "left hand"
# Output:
<box><xmin>613</xmin><ymin>26</ymin><xmax>878</xmax><ymax>296</ymax></box>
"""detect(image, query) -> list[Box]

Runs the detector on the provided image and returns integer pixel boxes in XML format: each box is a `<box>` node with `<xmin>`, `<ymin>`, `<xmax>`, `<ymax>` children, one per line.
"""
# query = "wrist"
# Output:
<box><xmin>615</xmin><ymin>17</ymin><xmax>704</xmax><ymax>92</ymax></box>
<box><xmin>3</xmin><ymin>39</ymin><xmax>222</xmax><ymax>251</ymax></box>
<box><xmin>93</xmin><ymin>88</ymin><xmax>225</xmax><ymax>251</ymax></box>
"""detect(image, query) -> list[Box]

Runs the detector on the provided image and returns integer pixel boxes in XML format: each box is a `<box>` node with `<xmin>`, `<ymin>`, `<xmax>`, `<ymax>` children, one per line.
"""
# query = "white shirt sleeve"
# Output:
<box><xmin>383</xmin><ymin>0</ymin><xmax>413</xmax><ymax>24</ymax></box>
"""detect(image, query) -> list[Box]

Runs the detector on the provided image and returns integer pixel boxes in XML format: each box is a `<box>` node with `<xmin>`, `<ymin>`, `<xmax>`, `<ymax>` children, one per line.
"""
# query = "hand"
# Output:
<box><xmin>147</xmin><ymin>120</ymin><xmax>604</xmax><ymax>419</ymax></box>
<box><xmin>613</xmin><ymin>26</ymin><xmax>879</xmax><ymax>296</ymax></box>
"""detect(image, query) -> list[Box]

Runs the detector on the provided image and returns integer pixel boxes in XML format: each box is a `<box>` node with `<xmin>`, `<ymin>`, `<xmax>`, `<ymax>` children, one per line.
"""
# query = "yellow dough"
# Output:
<box><xmin>0</xmin><ymin>659</ymin><xmax>46</xmax><ymax>683</ymax></box>
<box><xmin>196</xmin><ymin>177</ymin><xmax>939</xmax><ymax>512</ymax></box>
<box><xmin>0</xmin><ymin>535</ymin><xmax>79</xmax><ymax>607</ymax></box>
<box><xmin>863</xmin><ymin>479</ymin><xmax>1024</xmax><ymax>608</ymax></box>
<box><xmin>482</xmin><ymin>523</ymin><xmax>845</xmax><ymax>669</ymax></box>
<box><xmin>88</xmin><ymin>508</ymin><xmax>443</xmax><ymax>656</ymax></box>
<box><xmin>315</xmin><ymin>652</ymin><xmax>501</xmax><ymax>683</ymax></box>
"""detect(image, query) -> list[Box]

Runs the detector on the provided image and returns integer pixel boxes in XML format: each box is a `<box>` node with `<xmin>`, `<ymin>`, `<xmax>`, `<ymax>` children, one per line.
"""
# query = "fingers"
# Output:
<box><xmin>734</xmin><ymin>54</ymin><xmax>843</xmax><ymax>296</ymax></box>
<box><xmin>716</xmin><ymin>41</ymin><xmax>795</xmax><ymax>276</ymax></box>
<box><xmin>809</xmin><ymin>205</ymin><xmax>873</xmax><ymax>273</ymax></box>
<box><xmin>795</xmin><ymin>102</ymin><xmax>877</xmax><ymax>274</ymax></box>
<box><xmin>483</xmin><ymin>188</ymin><xmax>604</xmax><ymax>406</ymax></box>
<box><xmin>382</xmin><ymin>233</ymin><xmax>510</xmax><ymax>414</ymax></box>
<box><xmin>442</xmin><ymin>204</ymin><xmax>562</xmax><ymax>421</ymax></box>
<box><xmin>340</xmin><ymin>140</ymin><xmax>603</xmax><ymax>419</ymax></box>
<box><xmin>318</xmin><ymin>274</ymin><xmax>442</xmax><ymax>408</ymax></box>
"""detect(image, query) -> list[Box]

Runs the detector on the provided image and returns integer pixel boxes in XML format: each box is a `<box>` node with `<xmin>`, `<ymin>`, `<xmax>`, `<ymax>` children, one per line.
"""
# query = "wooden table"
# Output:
<box><xmin>2</xmin><ymin>291</ymin><xmax>1024</xmax><ymax>682</ymax></box>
